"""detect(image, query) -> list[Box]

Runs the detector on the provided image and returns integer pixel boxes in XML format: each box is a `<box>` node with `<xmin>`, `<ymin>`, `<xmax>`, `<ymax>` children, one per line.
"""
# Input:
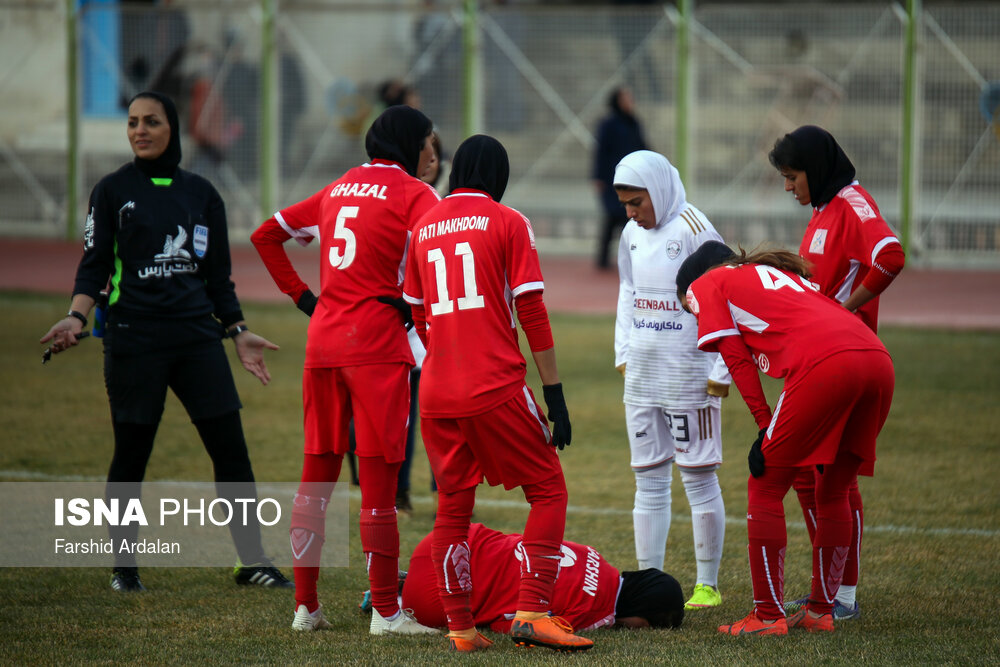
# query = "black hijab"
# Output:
<box><xmin>786</xmin><ymin>125</ymin><xmax>856</xmax><ymax>207</ymax></box>
<box><xmin>448</xmin><ymin>134</ymin><xmax>509</xmax><ymax>201</ymax></box>
<box><xmin>128</xmin><ymin>91</ymin><xmax>182</xmax><ymax>179</ymax></box>
<box><xmin>365</xmin><ymin>105</ymin><xmax>433</xmax><ymax>177</ymax></box>
<box><xmin>676</xmin><ymin>241</ymin><xmax>736</xmax><ymax>299</ymax></box>
<box><xmin>616</xmin><ymin>569</ymin><xmax>685</xmax><ymax>629</ymax></box>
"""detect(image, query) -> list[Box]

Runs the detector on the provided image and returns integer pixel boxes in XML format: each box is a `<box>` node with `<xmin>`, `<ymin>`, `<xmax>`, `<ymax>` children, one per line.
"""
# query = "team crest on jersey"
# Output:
<box><xmin>666</xmin><ymin>240</ymin><xmax>682</xmax><ymax>260</ymax></box>
<box><xmin>809</xmin><ymin>229</ymin><xmax>828</xmax><ymax>255</ymax></box>
<box><xmin>193</xmin><ymin>225</ymin><xmax>209</xmax><ymax>258</ymax></box>
<box><xmin>755</xmin><ymin>353</ymin><xmax>770</xmax><ymax>373</ymax></box>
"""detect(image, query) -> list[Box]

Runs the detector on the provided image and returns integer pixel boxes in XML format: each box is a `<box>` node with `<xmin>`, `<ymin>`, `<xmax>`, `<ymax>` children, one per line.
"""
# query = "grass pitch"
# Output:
<box><xmin>1</xmin><ymin>291</ymin><xmax>998</xmax><ymax>665</ymax></box>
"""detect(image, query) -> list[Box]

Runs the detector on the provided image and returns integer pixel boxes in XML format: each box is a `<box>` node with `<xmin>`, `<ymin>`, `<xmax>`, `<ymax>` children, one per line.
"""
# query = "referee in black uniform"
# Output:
<box><xmin>40</xmin><ymin>91</ymin><xmax>291</xmax><ymax>593</ymax></box>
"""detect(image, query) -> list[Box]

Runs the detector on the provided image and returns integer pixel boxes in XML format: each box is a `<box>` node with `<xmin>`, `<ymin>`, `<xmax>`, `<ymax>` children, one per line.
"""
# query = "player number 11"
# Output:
<box><xmin>427</xmin><ymin>242</ymin><xmax>485</xmax><ymax>316</ymax></box>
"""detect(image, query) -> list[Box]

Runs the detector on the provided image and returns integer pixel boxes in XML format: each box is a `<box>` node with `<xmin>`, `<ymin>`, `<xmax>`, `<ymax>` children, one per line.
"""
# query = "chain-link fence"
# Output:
<box><xmin>1</xmin><ymin>1</ymin><xmax>997</xmax><ymax>267</ymax></box>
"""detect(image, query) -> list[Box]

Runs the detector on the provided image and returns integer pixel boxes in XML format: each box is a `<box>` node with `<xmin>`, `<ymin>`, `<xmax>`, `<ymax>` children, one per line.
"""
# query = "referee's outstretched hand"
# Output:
<box><xmin>234</xmin><ymin>330</ymin><xmax>280</xmax><ymax>386</ymax></box>
<box><xmin>748</xmin><ymin>428</ymin><xmax>767</xmax><ymax>478</ymax></box>
<box><xmin>542</xmin><ymin>383</ymin><xmax>572</xmax><ymax>450</ymax></box>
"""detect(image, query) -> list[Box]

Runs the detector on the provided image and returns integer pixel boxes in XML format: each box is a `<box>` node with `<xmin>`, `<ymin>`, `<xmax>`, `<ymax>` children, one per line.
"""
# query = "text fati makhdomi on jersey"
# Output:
<box><xmin>418</xmin><ymin>216</ymin><xmax>491</xmax><ymax>242</ymax></box>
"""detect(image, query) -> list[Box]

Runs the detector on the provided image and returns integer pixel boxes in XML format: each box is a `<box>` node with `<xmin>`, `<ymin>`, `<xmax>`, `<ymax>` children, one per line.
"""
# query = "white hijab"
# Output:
<box><xmin>612</xmin><ymin>150</ymin><xmax>687</xmax><ymax>229</ymax></box>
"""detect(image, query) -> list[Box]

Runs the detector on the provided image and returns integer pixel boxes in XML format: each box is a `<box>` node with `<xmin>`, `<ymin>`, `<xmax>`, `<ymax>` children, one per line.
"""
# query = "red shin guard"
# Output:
<box><xmin>432</xmin><ymin>487</ymin><xmax>476</xmax><ymax>631</ymax></box>
<box><xmin>747</xmin><ymin>468</ymin><xmax>797</xmax><ymax>620</ymax></box>
<box><xmin>292</xmin><ymin>454</ymin><xmax>342</xmax><ymax>612</ymax></box>
<box><xmin>810</xmin><ymin>545</ymin><xmax>849</xmax><ymax>613</ymax></box>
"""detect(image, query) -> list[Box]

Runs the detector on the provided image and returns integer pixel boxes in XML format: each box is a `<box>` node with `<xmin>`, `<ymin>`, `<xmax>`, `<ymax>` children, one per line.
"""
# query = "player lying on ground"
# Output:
<box><xmin>360</xmin><ymin>522</ymin><xmax>684</xmax><ymax>637</ymax></box>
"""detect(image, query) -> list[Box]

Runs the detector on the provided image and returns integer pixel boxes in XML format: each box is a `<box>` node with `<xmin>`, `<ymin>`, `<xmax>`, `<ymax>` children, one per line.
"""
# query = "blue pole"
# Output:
<box><xmin>79</xmin><ymin>0</ymin><xmax>120</xmax><ymax>116</ymax></box>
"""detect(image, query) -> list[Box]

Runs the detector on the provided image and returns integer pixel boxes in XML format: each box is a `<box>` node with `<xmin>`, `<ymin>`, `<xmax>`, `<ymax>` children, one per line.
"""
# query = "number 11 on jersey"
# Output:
<box><xmin>427</xmin><ymin>241</ymin><xmax>485</xmax><ymax>315</ymax></box>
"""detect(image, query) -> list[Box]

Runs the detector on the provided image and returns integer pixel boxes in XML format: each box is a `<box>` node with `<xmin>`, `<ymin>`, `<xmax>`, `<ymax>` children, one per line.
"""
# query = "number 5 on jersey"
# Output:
<box><xmin>328</xmin><ymin>206</ymin><xmax>358</xmax><ymax>270</ymax></box>
<box><xmin>426</xmin><ymin>241</ymin><xmax>485</xmax><ymax>315</ymax></box>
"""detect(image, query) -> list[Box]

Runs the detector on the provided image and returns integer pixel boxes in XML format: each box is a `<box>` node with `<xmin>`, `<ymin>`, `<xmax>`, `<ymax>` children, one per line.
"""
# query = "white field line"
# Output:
<box><xmin>3</xmin><ymin>469</ymin><xmax>996</xmax><ymax>538</ymax></box>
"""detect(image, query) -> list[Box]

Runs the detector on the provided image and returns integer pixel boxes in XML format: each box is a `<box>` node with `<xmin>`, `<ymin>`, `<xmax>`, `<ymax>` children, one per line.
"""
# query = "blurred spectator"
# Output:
<box><xmin>221</xmin><ymin>28</ymin><xmax>260</xmax><ymax>180</ymax></box>
<box><xmin>610</xmin><ymin>0</ymin><xmax>663</xmax><ymax>102</ymax></box>
<box><xmin>280</xmin><ymin>41</ymin><xmax>307</xmax><ymax>174</ymax></box>
<box><xmin>413</xmin><ymin>0</ymin><xmax>462</xmax><ymax>132</ymax></box>
<box><xmin>187</xmin><ymin>44</ymin><xmax>243</xmax><ymax>184</ymax></box>
<box><xmin>119</xmin><ymin>0</ymin><xmax>190</xmax><ymax>106</ymax></box>
<box><xmin>592</xmin><ymin>86</ymin><xmax>648</xmax><ymax>270</ymax></box>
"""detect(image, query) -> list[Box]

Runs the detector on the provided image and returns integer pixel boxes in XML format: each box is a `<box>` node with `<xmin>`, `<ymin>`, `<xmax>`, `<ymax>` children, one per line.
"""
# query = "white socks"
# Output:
<box><xmin>680</xmin><ymin>468</ymin><xmax>725</xmax><ymax>587</ymax></box>
<box><xmin>633</xmin><ymin>470</ymin><xmax>671</xmax><ymax>570</ymax></box>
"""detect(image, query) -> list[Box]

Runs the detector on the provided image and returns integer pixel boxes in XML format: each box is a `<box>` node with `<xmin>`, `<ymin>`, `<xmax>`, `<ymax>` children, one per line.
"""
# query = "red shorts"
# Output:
<box><xmin>302</xmin><ymin>363</ymin><xmax>411</xmax><ymax>462</ymax></box>
<box><xmin>421</xmin><ymin>385</ymin><xmax>563</xmax><ymax>492</ymax></box>
<box><xmin>765</xmin><ymin>349</ymin><xmax>894</xmax><ymax>476</ymax></box>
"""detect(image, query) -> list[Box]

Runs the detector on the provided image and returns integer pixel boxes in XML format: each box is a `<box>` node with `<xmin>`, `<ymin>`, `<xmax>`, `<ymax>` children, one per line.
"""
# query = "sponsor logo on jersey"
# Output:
<box><xmin>139</xmin><ymin>225</ymin><xmax>197</xmax><ymax>280</ymax></box>
<box><xmin>632</xmin><ymin>318</ymin><xmax>683</xmax><ymax>332</ymax></box>
<box><xmin>193</xmin><ymin>224</ymin><xmax>208</xmax><ymax>258</ymax></box>
<box><xmin>634</xmin><ymin>297</ymin><xmax>681</xmax><ymax>312</ymax></box>
<box><xmin>582</xmin><ymin>547</ymin><xmax>601</xmax><ymax>597</ymax></box>
<box><xmin>634</xmin><ymin>430</ymin><xmax>647</xmax><ymax>438</ymax></box>
<box><xmin>666</xmin><ymin>240</ymin><xmax>682</xmax><ymax>259</ymax></box>
<box><xmin>84</xmin><ymin>207</ymin><xmax>96</xmax><ymax>250</ymax></box>
<box><xmin>514</xmin><ymin>541</ymin><xmax>578</xmax><ymax>568</ymax></box>
<box><xmin>809</xmin><ymin>229</ymin><xmax>828</xmax><ymax>255</ymax></box>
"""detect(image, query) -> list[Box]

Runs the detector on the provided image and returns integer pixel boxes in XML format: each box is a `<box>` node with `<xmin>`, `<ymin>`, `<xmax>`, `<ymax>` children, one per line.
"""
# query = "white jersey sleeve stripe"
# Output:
<box><xmin>870</xmin><ymin>236</ymin><xmax>901</xmax><ymax>265</ymax></box>
<box><xmin>402</xmin><ymin>292</ymin><xmax>423</xmax><ymax>305</ymax></box>
<box><xmin>522</xmin><ymin>385</ymin><xmax>552</xmax><ymax>443</ymax></box>
<box><xmin>835</xmin><ymin>259</ymin><xmax>862</xmax><ymax>304</ymax></box>
<box><xmin>698</xmin><ymin>328</ymin><xmax>740</xmax><ymax>348</ymax></box>
<box><xmin>275</xmin><ymin>211</ymin><xmax>318</xmax><ymax>248</ymax></box>
<box><xmin>511</xmin><ymin>281</ymin><xmax>544</xmax><ymax>297</ymax></box>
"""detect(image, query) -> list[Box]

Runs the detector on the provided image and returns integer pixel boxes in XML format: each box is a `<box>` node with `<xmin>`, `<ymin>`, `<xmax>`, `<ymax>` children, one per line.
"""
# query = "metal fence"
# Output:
<box><xmin>1</xmin><ymin>1</ymin><xmax>997</xmax><ymax>267</ymax></box>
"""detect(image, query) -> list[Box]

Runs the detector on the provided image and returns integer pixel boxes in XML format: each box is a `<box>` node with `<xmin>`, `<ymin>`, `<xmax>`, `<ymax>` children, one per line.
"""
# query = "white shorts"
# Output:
<box><xmin>625</xmin><ymin>401</ymin><xmax>722</xmax><ymax>471</ymax></box>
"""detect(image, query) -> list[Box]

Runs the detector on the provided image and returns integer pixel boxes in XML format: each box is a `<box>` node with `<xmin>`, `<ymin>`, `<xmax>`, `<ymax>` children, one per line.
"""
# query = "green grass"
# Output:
<box><xmin>1</xmin><ymin>291</ymin><xmax>998</xmax><ymax>665</ymax></box>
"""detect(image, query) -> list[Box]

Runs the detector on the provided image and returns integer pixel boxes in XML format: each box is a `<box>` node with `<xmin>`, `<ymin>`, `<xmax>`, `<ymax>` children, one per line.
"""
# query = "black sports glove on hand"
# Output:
<box><xmin>296</xmin><ymin>290</ymin><xmax>317</xmax><ymax>317</ymax></box>
<box><xmin>542</xmin><ymin>383</ymin><xmax>572</xmax><ymax>450</ymax></box>
<box><xmin>376</xmin><ymin>296</ymin><xmax>414</xmax><ymax>330</ymax></box>
<box><xmin>748</xmin><ymin>428</ymin><xmax>767</xmax><ymax>478</ymax></box>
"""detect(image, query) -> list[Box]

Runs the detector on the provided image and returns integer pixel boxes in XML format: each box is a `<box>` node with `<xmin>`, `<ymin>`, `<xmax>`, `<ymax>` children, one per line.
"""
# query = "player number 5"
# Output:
<box><xmin>328</xmin><ymin>206</ymin><xmax>358</xmax><ymax>270</ymax></box>
<box><xmin>427</xmin><ymin>242</ymin><xmax>485</xmax><ymax>316</ymax></box>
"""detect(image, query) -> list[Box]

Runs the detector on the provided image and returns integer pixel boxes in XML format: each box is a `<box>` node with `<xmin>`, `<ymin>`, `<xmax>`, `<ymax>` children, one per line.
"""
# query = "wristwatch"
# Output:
<box><xmin>226</xmin><ymin>324</ymin><xmax>249</xmax><ymax>338</ymax></box>
<box><xmin>67</xmin><ymin>310</ymin><xmax>88</xmax><ymax>327</ymax></box>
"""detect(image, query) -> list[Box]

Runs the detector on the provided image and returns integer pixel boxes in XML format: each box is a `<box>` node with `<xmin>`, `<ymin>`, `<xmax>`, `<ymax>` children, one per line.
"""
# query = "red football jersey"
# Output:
<box><xmin>403</xmin><ymin>190</ymin><xmax>545</xmax><ymax>417</ymax></box>
<box><xmin>403</xmin><ymin>523</ymin><xmax>621</xmax><ymax>633</ymax></box>
<box><xmin>688</xmin><ymin>263</ymin><xmax>886</xmax><ymax>379</ymax></box>
<box><xmin>799</xmin><ymin>184</ymin><xmax>900</xmax><ymax>332</ymax></box>
<box><xmin>275</xmin><ymin>160</ymin><xmax>439</xmax><ymax>368</ymax></box>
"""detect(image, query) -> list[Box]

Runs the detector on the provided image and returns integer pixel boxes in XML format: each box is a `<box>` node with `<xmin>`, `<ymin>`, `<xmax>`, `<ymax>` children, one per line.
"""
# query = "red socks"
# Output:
<box><xmin>291</xmin><ymin>454</ymin><xmax>342</xmax><ymax>613</ymax></box>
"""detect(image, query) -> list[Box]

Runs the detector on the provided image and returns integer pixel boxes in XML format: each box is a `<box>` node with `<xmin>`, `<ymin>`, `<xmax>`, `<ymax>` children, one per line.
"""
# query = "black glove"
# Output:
<box><xmin>376</xmin><ymin>295</ymin><xmax>413</xmax><ymax>330</ymax></box>
<box><xmin>296</xmin><ymin>289</ymin><xmax>317</xmax><ymax>317</ymax></box>
<box><xmin>748</xmin><ymin>428</ymin><xmax>766</xmax><ymax>478</ymax></box>
<box><xmin>542</xmin><ymin>383</ymin><xmax>572</xmax><ymax>450</ymax></box>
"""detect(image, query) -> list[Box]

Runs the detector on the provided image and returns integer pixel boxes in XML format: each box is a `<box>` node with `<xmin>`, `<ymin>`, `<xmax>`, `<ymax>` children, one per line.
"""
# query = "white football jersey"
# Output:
<box><xmin>615</xmin><ymin>204</ymin><xmax>726</xmax><ymax>410</ymax></box>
